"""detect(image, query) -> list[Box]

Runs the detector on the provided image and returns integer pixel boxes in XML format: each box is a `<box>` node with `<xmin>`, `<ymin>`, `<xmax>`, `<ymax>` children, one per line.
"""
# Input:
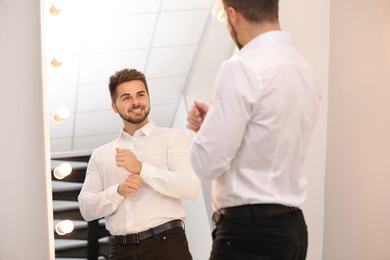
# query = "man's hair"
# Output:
<box><xmin>108</xmin><ymin>68</ymin><xmax>149</xmax><ymax>103</ymax></box>
<box><xmin>222</xmin><ymin>0</ymin><xmax>279</xmax><ymax>23</ymax></box>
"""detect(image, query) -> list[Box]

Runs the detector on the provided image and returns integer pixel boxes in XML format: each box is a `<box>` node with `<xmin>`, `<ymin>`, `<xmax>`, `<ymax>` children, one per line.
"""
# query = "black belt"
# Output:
<box><xmin>109</xmin><ymin>220</ymin><xmax>184</xmax><ymax>245</ymax></box>
<box><xmin>212</xmin><ymin>204</ymin><xmax>299</xmax><ymax>225</ymax></box>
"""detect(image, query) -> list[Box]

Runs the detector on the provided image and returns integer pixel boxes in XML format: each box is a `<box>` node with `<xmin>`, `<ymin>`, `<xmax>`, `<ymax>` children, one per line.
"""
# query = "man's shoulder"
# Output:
<box><xmin>153</xmin><ymin>127</ymin><xmax>190</xmax><ymax>140</ymax></box>
<box><xmin>156</xmin><ymin>126</ymin><xmax>189</xmax><ymax>133</ymax></box>
<box><xmin>153</xmin><ymin>126</ymin><xmax>175</xmax><ymax>135</ymax></box>
<box><xmin>92</xmin><ymin>139</ymin><xmax>117</xmax><ymax>154</ymax></box>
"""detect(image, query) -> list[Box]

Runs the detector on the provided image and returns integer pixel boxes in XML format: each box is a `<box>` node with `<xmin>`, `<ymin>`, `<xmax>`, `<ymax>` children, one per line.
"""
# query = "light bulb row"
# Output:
<box><xmin>54</xmin><ymin>163</ymin><xmax>74</xmax><ymax>236</ymax></box>
<box><xmin>49</xmin><ymin>1</ymin><xmax>65</xmax><ymax>68</ymax></box>
<box><xmin>49</xmin><ymin>1</ymin><xmax>70</xmax><ymax>124</ymax></box>
<box><xmin>49</xmin><ymin>0</ymin><xmax>76</xmax><ymax>240</ymax></box>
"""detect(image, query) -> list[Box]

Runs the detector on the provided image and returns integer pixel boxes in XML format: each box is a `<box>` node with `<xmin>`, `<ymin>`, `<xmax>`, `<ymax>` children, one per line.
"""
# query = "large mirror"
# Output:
<box><xmin>45</xmin><ymin>0</ymin><xmax>234</xmax><ymax>259</ymax></box>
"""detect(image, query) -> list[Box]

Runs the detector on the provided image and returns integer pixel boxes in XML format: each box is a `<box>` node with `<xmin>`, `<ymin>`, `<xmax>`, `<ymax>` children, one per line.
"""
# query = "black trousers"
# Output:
<box><xmin>210</xmin><ymin>206</ymin><xmax>308</xmax><ymax>260</ymax></box>
<box><xmin>108</xmin><ymin>227</ymin><xmax>192</xmax><ymax>260</ymax></box>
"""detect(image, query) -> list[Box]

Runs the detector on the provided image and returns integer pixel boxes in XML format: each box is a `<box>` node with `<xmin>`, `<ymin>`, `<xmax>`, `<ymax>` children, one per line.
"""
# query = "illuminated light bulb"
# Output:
<box><xmin>52</xmin><ymin>105</ymin><xmax>70</xmax><ymax>124</ymax></box>
<box><xmin>49</xmin><ymin>4</ymin><xmax>62</xmax><ymax>16</ymax></box>
<box><xmin>53</xmin><ymin>162</ymin><xmax>72</xmax><ymax>180</ymax></box>
<box><xmin>51</xmin><ymin>57</ymin><xmax>63</xmax><ymax>68</ymax></box>
<box><xmin>217</xmin><ymin>10</ymin><xmax>227</xmax><ymax>22</ymax></box>
<box><xmin>50</xmin><ymin>0</ymin><xmax>65</xmax><ymax>16</ymax></box>
<box><xmin>56</xmin><ymin>220</ymin><xmax>74</xmax><ymax>235</ymax></box>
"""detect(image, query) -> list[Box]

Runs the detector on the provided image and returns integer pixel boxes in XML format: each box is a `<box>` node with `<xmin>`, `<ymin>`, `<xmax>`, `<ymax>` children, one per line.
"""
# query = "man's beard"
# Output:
<box><xmin>117</xmin><ymin>105</ymin><xmax>150</xmax><ymax>124</ymax></box>
<box><xmin>228</xmin><ymin>17</ymin><xmax>243</xmax><ymax>50</ymax></box>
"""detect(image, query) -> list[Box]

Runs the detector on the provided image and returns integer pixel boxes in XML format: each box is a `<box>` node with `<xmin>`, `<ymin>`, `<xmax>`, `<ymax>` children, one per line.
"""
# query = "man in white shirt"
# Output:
<box><xmin>187</xmin><ymin>0</ymin><xmax>321</xmax><ymax>259</ymax></box>
<box><xmin>79</xmin><ymin>68</ymin><xmax>200</xmax><ymax>260</ymax></box>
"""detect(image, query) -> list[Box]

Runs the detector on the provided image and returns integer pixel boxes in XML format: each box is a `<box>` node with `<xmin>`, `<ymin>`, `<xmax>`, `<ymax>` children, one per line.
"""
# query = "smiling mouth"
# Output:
<box><xmin>130</xmin><ymin>108</ymin><xmax>143</xmax><ymax>113</ymax></box>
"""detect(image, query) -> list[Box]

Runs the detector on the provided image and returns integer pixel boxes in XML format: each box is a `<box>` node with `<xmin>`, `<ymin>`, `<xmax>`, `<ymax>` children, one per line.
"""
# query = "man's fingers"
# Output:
<box><xmin>116</xmin><ymin>161</ymin><xmax>124</xmax><ymax>167</ymax></box>
<box><xmin>188</xmin><ymin>109</ymin><xmax>202</xmax><ymax>123</ymax></box>
<box><xmin>186</xmin><ymin>123</ymin><xmax>199</xmax><ymax>133</ymax></box>
<box><xmin>187</xmin><ymin>105</ymin><xmax>203</xmax><ymax>133</ymax></box>
<box><xmin>115</xmin><ymin>155</ymin><xmax>125</xmax><ymax>164</ymax></box>
<box><xmin>188</xmin><ymin>119</ymin><xmax>202</xmax><ymax>131</ymax></box>
<box><xmin>125</xmin><ymin>182</ymin><xmax>142</xmax><ymax>190</ymax></box>
<box><xmin>123</xmin><ymin>176</ymin><xmax>144</xmax><ymax>191</ymax></box>
<box><xmin>126</xmin><ymin>174</ymin><xmax>144</xmax><ymax>183</ymax></box>
<box><xmin>116</xmin><ymin>148</ymin><xmax>126</xmax><ymax>153</ymax></box>
<box><xmin>194</xmin><ymin>101</ymin><xmax>209</xmax><ymax>114</ymax></box>
<box><xmin>187</xmin><ymin>114</ymin><xmax>201</xmax><ymax>125</ymax></box>
<box><xmin>188</xmin><ymin>108</ymin><xmax>198</xmax><ymax>119</ymax></box>
<box><xmin>194</xmin><ymin>101</ymin><xmax>202</xmax><ymax>110</ymax></box>
<box><xmin>116</xmin><ymin>148</ymin><xmax>132</xmax><ymax>155</ymax></box>
<box><xmin>118</xmin><ymin>174</ymin><xmax>144</xmax><ymax>196</ymax></box>
<box><xmin>116</xmin><ymin>148</ymin><xmax>130</xmax><ymax>152</ymax></box>
<box><xmin>191</xmin><ymin>104</ymin><xmax>200</xmax><ymax>117</ymax></box>
<box><xmin>186</xmin><ymin>122</ymin><xmax>199</xmax><ymax>130</ymax></box>
<box><xmin>115</xmin><ymin>148</ymin><xmax>131</xmax><ymax>162</ymax></box>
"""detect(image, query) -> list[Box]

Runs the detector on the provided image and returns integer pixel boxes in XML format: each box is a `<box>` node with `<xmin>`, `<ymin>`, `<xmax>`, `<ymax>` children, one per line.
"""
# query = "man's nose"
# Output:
<box><xmin>131</xmin><ymin>98</ymin><xmax>140</xmax><ymax>106</ymax></box>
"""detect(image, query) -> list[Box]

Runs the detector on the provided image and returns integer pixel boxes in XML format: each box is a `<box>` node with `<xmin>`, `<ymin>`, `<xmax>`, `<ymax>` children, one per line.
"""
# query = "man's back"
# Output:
<box><xmin>191</xmin><ymin>30</ymin><xmax>321</xmax><ymax>209</ymax></box>
<box><xmin>187</xmin><ymin>1</ymin><xmax>319</xmax><ymax>259</ymax></box>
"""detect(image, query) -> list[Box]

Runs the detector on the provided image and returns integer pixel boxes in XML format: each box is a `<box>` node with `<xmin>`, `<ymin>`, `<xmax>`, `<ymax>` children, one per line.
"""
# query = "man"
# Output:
<box><xmin>187</xmin><ymin>0</ymin><xmax>321</xmax><ymax>259</ymax></box>
<box><xmin>79</xmin><ymin>68</ymin><xmax>200</xmax><ymax>260</ymax></box>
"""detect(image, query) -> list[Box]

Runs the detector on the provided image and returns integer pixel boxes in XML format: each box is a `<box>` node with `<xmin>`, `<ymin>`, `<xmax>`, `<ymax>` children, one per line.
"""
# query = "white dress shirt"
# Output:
<box><xmin>191</xmin><ymin>31</ymin><xmax>322</xmax><ymax>211</ymax></box>
<box><xmin>78</xmin><ymin>121</ymin><xmax>201</xmax><ymax>235</ymax></box>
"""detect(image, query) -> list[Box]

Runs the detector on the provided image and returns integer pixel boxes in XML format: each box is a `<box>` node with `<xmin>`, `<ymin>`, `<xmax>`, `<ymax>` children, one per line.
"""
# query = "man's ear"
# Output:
<box><xmin>227</xmin><ymin>6</ymin><xmax>239</xmax><ymax>25</ymax></box>
<box><xmin>111</xmin><ymin>102</ymin><xmax>118</xmax><ymax>113</ymax></box>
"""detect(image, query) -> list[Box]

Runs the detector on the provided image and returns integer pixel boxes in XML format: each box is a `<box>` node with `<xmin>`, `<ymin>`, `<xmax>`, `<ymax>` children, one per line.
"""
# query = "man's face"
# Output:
<box><xmin>112</xmin><ymin>80</ymin><xmax>150</xmax><ymax>125</ymax></box>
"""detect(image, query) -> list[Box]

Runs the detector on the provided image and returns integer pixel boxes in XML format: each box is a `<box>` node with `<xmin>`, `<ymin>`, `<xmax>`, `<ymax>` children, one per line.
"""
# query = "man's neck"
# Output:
<box><xmin>123</xmin><ymin>119</ymin><xmax>148</xmax><ymax>136</ymax></box>
<box><xmin>241</xmin><ymin>21</ymin><xmax>281</xmax><ymax>47</ymax></box>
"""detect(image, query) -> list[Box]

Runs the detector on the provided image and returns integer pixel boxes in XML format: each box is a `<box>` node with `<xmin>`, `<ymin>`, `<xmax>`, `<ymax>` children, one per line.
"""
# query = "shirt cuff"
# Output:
<box><xmin>140</xmin><ymin>163</ymin><xmax>156</xmax><ymax>185</ymax></box>
<box><xmin>107</xmin><ymin>184</ymin><xmax>125</xmax><ymax>205</ymax></box>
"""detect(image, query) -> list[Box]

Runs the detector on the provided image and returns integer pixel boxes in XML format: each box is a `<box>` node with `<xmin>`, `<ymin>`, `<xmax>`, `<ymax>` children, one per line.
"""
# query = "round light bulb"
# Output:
<box><xmin>57</xmin><ymin>106</ymin><xmax>70</xmax><ymax>118</ymax></box>
<box><xmin>49</xmin><ymin>4</ymin><xmax>62</xmax><ymax>16</ymax></box>
<box><xmin>217</xmin><ymin>10</ymin><xmax>227</xmax><ymax>22</ymax></box>
<box><xmin>52</xmin><ymin>106</ymin><xmax>70</xmax><ymax>124</ymax></box>
<box><xmin>54</xmin><ymin>162</ymin><xmax>72</xmax><ymax>180</ymax></box>
<box><xmin>51</xmin><ymin>57</ymin><xmax>64</xmax><ymax>68</ymax></box>
<box><xmin>56</xmin><ymin>220</ymin><xmax>74</xmax><ymax>235</ymax></box>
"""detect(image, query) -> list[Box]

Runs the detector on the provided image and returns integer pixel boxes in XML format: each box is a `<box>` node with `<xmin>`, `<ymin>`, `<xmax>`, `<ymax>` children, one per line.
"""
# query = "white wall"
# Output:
<box><xmin>324</xmin><ymin>0</ymin><xmax>390</xmax><ymax>259</ymax></box>
<box><xmin>172</xmin><ymin>96</ymin><xmax>213</xmax><ymax>260</ymax></box>
<box><xmin>0</xmin><ymin>0</ymin><xmax>55</xmax><ymax>259</ymax></box>
<box><xmin>279</xmin><ymin>1</ymin><xmax>330</xmax><ymax>259</ymax></box>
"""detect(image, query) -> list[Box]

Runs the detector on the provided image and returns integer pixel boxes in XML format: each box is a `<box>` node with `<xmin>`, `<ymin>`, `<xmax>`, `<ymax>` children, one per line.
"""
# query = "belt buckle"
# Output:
<box><xmin>134</xmin><ymin>233</ymin><xmax>140</xmax><ymax>244</ymax></box>
<box><xmin>212</xmin><ymin>211</ymin><xmax>222</xmax><ymax>226</ymax></box>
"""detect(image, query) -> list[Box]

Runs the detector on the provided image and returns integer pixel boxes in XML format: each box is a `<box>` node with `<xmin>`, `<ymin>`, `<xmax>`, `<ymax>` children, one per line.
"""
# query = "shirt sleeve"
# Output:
<box><xmin>78</xmin><ymin>151</ymin><xmax>125</xmax><ymax>221</ymax></box>
<box><xmin>140</xmin><ymin>129</ymin><xmax>201</xmax><ymax>201</ymax></box>
<box><xmin>191</xmin><ymin>59</ymin><xmax>257</xmax><ymax>180</ymax></box>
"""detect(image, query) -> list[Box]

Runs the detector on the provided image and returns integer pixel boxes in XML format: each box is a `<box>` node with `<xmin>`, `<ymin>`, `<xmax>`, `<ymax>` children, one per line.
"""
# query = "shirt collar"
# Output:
<box><xmin>119</xmin><ymin>121</ymin><xmax>156</xmax><ymax>138</ymax></box>
<box><xmin>239</xmin><ymin>30</ymin><xmax>291</xmax><ymax>55</ymax></box>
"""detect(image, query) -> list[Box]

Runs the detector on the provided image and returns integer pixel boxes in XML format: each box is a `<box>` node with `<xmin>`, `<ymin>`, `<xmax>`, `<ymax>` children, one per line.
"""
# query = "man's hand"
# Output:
<box><xmin>186</xmin><ymin>101</ymin><xmax>209</xmax><ymax>133</ymax></box>
<box><xmin>116</xmin><ymin>148</ymin><xmax>142</xmax><ymax>174</ymax></box>
<box><xmin>117</xmin><ymin>174</ymin><xmax>144</xmax><ymax>196</ymax></box>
